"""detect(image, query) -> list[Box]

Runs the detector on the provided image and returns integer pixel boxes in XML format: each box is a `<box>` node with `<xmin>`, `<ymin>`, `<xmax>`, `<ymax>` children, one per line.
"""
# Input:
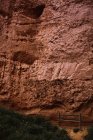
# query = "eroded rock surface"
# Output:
<box><xmin>0</xmin><ymin>0</ymin><xmax>93</xmax><ymax>118</ymax></box>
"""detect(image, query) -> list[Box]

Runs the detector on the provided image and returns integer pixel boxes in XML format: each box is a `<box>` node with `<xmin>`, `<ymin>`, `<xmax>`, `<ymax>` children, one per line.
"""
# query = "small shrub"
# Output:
<box><xmin>0</xmin><ymin>108</ymin><xmax>71</xmax><ymax>140</ymax></box>
<box><xmin>84</xmin><ymin>126</ymin><xmax>93</xmax><ymax>140</ymax></box>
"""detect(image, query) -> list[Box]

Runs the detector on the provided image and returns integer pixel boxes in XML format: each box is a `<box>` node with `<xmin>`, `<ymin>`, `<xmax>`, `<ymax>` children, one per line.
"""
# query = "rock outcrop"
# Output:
<box><xmin>0</xmin><ymin>0</ymin><xmax>93</xmax><ymax>118</ymax></box>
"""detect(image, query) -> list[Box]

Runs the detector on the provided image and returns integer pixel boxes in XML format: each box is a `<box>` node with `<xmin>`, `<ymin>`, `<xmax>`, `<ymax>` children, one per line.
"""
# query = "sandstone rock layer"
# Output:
<box><xmin>0</xmin><ymin>0</ymin><xmax>93</xmax><ymax>118</ymax></box>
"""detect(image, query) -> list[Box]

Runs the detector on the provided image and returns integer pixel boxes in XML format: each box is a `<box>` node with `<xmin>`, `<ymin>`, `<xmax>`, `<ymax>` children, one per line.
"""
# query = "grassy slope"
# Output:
<box><xmin>0</xmin><ymin>108</ymin><xmax>71</xmax><ymax>140</ymax></box>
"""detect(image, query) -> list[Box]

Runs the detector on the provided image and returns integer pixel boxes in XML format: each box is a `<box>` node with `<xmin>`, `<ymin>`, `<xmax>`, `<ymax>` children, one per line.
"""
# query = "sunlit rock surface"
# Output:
<box><xmin>0</xmin><ymin>0</ymin><xmax>93</xmax><ymax>118</ymax></box>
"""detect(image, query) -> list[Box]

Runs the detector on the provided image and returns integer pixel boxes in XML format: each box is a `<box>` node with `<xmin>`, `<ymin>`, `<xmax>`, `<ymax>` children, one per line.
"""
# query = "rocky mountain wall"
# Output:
<box><xmin>0</xmin><ymin>0</ymin><xmax>93</xmax><ymax>118</ymax></box>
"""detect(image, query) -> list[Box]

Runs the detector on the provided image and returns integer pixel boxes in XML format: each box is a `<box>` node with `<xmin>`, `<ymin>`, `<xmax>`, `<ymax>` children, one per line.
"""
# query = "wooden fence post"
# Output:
<box><xmin>79</xmin><ymin>113</ymin><xmax>81</xmax><ymax>130</ymax></box>
<box><xmin>58</xmin><ymin>112</ymin><xmax>61</xmax><ymax>125</ymax></box>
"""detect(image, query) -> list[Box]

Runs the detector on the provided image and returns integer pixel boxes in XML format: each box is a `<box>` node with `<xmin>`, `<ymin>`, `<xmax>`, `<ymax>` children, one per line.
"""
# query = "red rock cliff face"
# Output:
<box><xmin>0</xmin><ymin>0</ymin><xmax>93</xmax><ymax>117</ymax></box>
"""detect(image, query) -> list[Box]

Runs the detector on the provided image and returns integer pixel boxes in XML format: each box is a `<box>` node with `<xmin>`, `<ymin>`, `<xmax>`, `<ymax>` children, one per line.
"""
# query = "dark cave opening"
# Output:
<box><xmin>33</xmin><ymin>4</ymin><xmax>45</xmax><ymax>18</ymax></box>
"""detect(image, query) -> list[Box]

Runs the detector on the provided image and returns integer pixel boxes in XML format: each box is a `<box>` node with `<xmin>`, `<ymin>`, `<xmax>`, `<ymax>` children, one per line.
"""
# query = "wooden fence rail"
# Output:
<box><xmin>58</xmin><ymin>112</ymin><xmax>82</xmax><ymax>130</ymax></box>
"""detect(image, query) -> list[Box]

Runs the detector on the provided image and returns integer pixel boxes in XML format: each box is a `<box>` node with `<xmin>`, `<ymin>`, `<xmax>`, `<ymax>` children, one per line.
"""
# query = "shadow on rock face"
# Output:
<box><xmin>12</xmin><ymin>51</ymin><xmax>38</xmax><ymax>65</ymax></box>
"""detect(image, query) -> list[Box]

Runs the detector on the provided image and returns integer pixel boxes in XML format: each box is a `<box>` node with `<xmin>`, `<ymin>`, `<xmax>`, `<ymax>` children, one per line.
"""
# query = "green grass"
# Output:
<box><xmin>0</xmin><ymin>108</ymin><xmax>71</xmax><ymax>140</ymax></box>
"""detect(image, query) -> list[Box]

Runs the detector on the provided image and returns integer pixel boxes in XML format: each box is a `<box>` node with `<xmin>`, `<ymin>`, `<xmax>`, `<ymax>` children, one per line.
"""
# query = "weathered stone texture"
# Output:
<box><xmin>0</xmin><ymin>0</ymin><xmax>93</xmax><ymax>117</ymax></box>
